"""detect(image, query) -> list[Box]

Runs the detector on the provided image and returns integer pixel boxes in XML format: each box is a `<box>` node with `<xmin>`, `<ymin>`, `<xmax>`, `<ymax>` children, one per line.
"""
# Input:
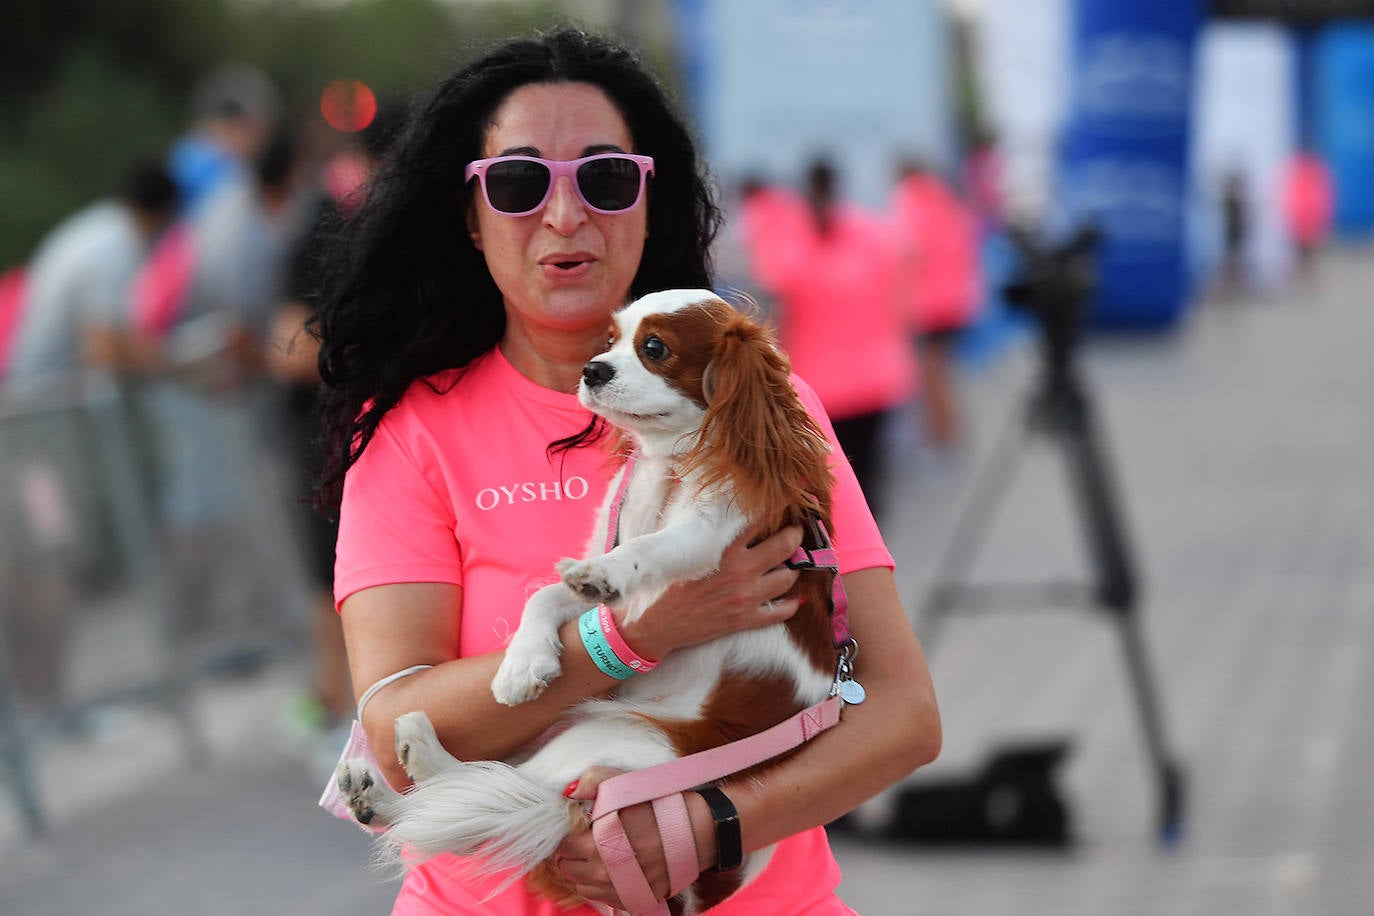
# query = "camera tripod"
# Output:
<box><xmin>916</xmin><ymin>226</ymin><xmax>1185</xmax><ymax>845</ymax></box>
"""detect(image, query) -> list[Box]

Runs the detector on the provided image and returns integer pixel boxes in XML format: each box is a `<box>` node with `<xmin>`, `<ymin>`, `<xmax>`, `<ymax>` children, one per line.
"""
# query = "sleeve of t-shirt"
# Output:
<box><xmin>79</xmin><ymin>239</ymin><xmax>140</xmax><ymax>329</ymax></box>
<box><xmin>333</xmin><ymin>409</ymin><xmax>464</xmax><ymax>609</ymax></box>
<box><xmin>792</xmin><ymin>374</ymin><xmax>895</xmax><ymax>574</ymax></box>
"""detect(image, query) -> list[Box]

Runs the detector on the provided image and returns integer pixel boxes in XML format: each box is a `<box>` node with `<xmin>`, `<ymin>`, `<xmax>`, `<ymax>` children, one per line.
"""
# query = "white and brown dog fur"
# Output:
<box><xmin>336</xmin><ymin>289</ymin><xmax>841</xmax><ymax>913</ymax></box>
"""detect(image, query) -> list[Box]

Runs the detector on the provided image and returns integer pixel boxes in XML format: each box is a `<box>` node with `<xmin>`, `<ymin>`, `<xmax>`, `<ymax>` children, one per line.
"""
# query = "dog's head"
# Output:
<box><xmin>579</xmin><ymin>288</ymin><xmax>834</xmax><ymax>526</ymax></box>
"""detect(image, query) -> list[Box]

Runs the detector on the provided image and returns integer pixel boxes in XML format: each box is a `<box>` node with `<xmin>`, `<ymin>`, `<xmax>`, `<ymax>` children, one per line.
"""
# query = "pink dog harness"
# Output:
<box><xmin>590</xmin><ymin>453</ymin><xmax>862</xmax><ymax>914</ymax></box>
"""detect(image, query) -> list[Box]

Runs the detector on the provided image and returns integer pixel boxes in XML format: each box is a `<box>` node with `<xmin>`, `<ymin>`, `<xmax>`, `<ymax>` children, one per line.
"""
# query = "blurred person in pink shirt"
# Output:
<box><xmin>740</xmin><ymin>159</ymin><xmax>918</xmax><ymax>514</ymax></box>
<box><xmin>0</xmin><ymin>266</ymin><xmax>26</xmax><ymax>379</ymax></box>
<box><xmin>1281</xmin><ymin>145</ymin><xmax>1334</xmax><ymax>280</ymax></box>
<box><xmin>889</xmin><ymin>158</ymin><xmax>982</xmax><ymax>449</ymax></box>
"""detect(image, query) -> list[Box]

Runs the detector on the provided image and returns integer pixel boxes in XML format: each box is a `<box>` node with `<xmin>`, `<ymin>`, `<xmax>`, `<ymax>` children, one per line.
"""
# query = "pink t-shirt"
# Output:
<box><xmin>335</xmin><ymin>346</ymin><xmax>892</xmax><ymax>915</ymax></box>
<box><xmin>741</xmin><ymin>194</ymin><xmax>918</xmax><ymax>420</ymax></box>
<box><xmin>889</xmin><ymin>174</ymin><xmax>982</xmax><ymax>334</ymax></box>
<box><xmin>1282</xmin><ymin>152</ymin><xmax>1334</xmax><ymax>247</ymax></box>
<box><xmin>129</xmin><ymin>221</ymin><xmax>197</xmax><ymax>338</ymax></box>
<box><xmin>0</xmin><ymin>265</ymin><xmax>28</xmax><ymax>379</ymax></box>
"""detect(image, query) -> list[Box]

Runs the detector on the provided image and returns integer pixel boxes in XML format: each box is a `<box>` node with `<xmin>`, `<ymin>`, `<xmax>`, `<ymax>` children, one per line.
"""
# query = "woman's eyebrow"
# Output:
<box><xmin>492</xmin><ymin>143</ymin><xmax>630</xmax><ymax>158</ymax></box>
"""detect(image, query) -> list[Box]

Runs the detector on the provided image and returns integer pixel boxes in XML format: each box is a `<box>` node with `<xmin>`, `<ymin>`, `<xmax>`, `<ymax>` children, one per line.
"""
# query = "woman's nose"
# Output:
<box><xmin>543</xmin><ymin>174</ymin><xmax>588</xmax><ymax>233</ymax></box>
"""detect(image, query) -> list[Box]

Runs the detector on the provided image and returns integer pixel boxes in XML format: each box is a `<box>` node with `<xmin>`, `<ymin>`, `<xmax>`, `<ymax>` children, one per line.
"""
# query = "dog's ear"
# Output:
<box><xmin>686</xmin><ymin>312</ymin><xmax>833</xmax><ymax>526</ymax></box>
<box><xmin>701</xmin><ymin>359</ymin><xmax>719</xmax><ymax>406</ymax></box>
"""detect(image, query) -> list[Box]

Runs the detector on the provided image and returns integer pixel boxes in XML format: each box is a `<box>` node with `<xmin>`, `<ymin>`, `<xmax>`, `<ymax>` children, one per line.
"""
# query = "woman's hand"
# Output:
<box><xmin>619</xmin><ymin>525</ymin><xmax>804</xmax><ymax>661</ymax></box>
<box><xmin>554</xmin><ymin>767</ymin><xmax>717</xmax><ymax>909</ymax></box>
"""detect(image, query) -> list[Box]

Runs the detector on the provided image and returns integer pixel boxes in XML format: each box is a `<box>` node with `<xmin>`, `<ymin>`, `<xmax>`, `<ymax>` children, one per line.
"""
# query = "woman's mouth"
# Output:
<box><xmin>541</xmin><ymin>256</ymin><xmax>594</xmax><ymax>281</ymax></box>
<box><xmin>542</xmin><ymin>252</ymin><xmax>594</xmax><ymax>268</ymax></box>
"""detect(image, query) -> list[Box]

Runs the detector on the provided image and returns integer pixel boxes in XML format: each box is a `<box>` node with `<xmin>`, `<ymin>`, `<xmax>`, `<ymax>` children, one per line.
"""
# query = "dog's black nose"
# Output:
<box><xmin>582</xmin><ymin>360</ymin><xmax>615</xmax><ymax>389</ymax></box>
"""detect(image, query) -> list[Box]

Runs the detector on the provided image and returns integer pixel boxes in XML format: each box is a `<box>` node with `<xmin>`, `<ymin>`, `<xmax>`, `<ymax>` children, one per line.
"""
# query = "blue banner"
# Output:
<box><xmin>1313</xmin><ymin>23</ymin><xmax>1374</xmax><ymax>237</ymax></box>
<box><xmin>1059</xmin><ymin>0</ymin><xmax>1203</xmax><ymax>329</ymax></box>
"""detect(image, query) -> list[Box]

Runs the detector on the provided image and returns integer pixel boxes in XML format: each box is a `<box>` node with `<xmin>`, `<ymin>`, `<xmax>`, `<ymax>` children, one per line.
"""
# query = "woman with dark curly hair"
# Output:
<box><xmin>313</xmin><ymin>28</ymin><xmax>939</xmax><ymax>914</ymax></box>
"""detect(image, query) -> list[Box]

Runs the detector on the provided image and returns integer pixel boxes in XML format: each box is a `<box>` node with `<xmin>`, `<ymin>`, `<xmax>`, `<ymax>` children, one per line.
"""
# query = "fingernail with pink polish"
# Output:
<box><xmin>563</xmin><ymin>780</ymin><xmax>580</xmax><ymax>797</ymax></box>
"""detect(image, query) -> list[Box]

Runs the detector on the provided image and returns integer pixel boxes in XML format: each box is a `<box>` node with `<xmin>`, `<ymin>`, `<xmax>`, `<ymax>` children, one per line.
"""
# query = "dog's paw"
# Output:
<box><xmin>394</xmin><ymin>711</ymin><xmax>451</xmax><ymax>783</ymax></box>
<box><xmin>335</xmin><ymin>756</ymin><xmax>394</xmax><ymax>828</ymax></box>
<box><xmin>557</xmin><ymin>557</ymin><xmax>623</xmax><ymax>605</ymax></box>
<box><xmin>492</xmin><ymin>643</ymin><xmax>564</xmax><ymax>706</ymax></box>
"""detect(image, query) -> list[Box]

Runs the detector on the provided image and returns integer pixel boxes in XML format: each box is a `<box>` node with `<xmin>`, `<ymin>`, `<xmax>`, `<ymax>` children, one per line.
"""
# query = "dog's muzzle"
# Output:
<box><xmin>583</xmin><ymin>359</ymin><xmax>616</xmax><ymax>389</ymax></box>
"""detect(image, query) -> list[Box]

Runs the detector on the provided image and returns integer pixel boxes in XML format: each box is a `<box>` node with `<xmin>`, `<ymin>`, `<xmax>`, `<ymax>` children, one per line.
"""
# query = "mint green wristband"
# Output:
<box><xmin>578</xmin><ymin>608</ymin><xmax>635</xmax><ymax>680</ymax></box>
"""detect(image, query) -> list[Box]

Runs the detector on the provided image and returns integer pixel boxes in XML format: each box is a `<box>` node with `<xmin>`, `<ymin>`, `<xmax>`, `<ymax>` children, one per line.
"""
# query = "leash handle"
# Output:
<box><xmin>588</xmin><ymin>695</ymin><xmax>842</xmax><ymax>914</ymax></box>
<box><xmin>593</xmin><ymin>812</ymin><xmax>668</xmax><ymax>915</ymax></box>
<box><xmin>591</xmin><ymin>695</ymin><xmax>842</xmax><ymax>819</ymax></box>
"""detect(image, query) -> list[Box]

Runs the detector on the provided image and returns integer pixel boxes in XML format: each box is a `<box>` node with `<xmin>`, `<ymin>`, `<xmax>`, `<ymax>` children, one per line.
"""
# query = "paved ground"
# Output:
<box><xmin>2</xmin><ymin>246</ymin><xmax>1372</xmax><ymax>914</ymax></box>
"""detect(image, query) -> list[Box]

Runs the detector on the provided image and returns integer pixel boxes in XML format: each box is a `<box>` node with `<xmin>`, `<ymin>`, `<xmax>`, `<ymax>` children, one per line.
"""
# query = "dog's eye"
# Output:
<box><xmin>641</xmin><ymin>336</ymin><xmax>669</xmax><ymax>362</ymax></box>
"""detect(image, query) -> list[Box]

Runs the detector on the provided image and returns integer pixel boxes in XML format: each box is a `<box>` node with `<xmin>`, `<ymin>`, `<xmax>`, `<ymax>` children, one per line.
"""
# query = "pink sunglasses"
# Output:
<box><xmin>465</xmin><ymin>153</ymin><xmax>654</xmax><ymax>216</ymax></box>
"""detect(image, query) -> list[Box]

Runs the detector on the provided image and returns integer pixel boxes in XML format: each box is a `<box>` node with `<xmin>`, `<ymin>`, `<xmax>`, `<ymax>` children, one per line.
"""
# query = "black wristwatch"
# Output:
<box><xmin>693</xmin><ymin>786</ymin><xmax>742</xmax><ymax>872</ymax></box>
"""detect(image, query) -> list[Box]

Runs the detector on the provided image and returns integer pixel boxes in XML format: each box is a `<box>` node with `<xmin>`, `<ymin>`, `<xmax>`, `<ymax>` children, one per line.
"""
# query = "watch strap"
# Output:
<box><xmin>693</xmin><ymin>786</ymin><xmax>742</xmax><ymax>872</ymax></box>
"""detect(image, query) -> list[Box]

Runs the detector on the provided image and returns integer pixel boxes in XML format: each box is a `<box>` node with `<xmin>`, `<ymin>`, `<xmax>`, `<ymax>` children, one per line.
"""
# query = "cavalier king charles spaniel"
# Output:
<box><xmin>336</xmin><ymin>289</ymin><xmax>843</xmax><ymax>913</ymax></box>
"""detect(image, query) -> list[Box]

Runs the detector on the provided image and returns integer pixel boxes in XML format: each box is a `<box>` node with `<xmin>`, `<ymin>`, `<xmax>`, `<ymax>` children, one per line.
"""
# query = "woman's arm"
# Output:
<box><xmin>341</xmin><ymin>525</ymin><xmax>807</xmax><ymax>792</ymax></box>
<box><xmin>343</xmin><ymin>582</ymin><xmax>619</xmax><ymax>791</ymax></box>
<box><xmin>725</xmin><ymin>566</ymin><xmax>940</xmax><ymax>846</ymax></box>
<box><xmin>556</xmin><ymin>565</ymin><xmax>940</xmax><ymax>905</ymax></box>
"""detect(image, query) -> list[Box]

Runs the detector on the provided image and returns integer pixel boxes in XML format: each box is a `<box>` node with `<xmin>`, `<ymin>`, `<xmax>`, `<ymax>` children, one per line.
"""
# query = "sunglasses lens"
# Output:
<box><xmin>484</xmin><ymin>159</ymin><xmax>551</xmax><ymax>213</ymax></box>
<box><xmin>577</xmin><ymin>157</ymin><xmax>643</xmax><ymax>212</ymax></box>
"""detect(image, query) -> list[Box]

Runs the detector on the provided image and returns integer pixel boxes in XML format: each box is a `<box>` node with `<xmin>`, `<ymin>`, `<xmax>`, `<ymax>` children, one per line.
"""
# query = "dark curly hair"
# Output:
<box><xmin>310</xmin><ymin>28</ymin><xmax>722</xmax><ymax>514</ymax></box>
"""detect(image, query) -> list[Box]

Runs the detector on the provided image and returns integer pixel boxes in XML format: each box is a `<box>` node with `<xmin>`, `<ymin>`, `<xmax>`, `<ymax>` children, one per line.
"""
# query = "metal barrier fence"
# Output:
<box><xmin>0</xmin><ymin>371</ymin><xmax>313</xmax><ymax>833</ymax></box>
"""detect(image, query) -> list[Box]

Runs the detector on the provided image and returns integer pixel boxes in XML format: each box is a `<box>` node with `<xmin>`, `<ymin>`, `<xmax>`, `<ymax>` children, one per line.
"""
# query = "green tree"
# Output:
<box><xmin>0</xmin><ymin>0</ymin><xmax>576</xmax><ymax>267</ymax></box>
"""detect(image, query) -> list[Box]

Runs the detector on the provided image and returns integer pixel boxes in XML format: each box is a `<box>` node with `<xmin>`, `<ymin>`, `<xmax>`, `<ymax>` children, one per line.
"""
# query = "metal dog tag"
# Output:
<box><xmin>838</xmin><ymin>679</ymin><xmax>867</xmax><ymax>705</ymax></box>
<box><xmin>831</xmin><ymin>639</ymin><xmax>865</xmax><ymax>705</ymax></box>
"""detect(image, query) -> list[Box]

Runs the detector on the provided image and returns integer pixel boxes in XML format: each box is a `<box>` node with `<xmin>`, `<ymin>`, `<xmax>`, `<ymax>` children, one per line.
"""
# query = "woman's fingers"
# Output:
<box><xmin>747</xmin><ymin>526</ymin><xmax>803</xmax><ymax>625</ymax></box>
<box><xmin>564</xmin><ymin>765</ymin><xmax>619</xmax><ymax>801</ymax></box>
<box><xmin>745</xmin><ymin>523</ymin><xmax>804</xmax><ymax>569</ymax></box>
<box><xmin>730</xmin><ymin>525</ymin><xmax>803</xmax><ymax>620</ymax></box>
<box><xmin>555</xmin><ymin>765</ymin><xmax>679</xmax><ymax>904</ymax></box>
<box><xmin>757</xmin><ymin>594</ymin><xmax>801</xmax><ymax>624</ymax></box>
<box><xmin>555</xmin><ymin>770</ymin><xmax>620</xmax><ymax>906</ymax></box>
<box><xmin>624</xmin><ymin>524</ymin><xmax>806</xmax><ymax>655</ymax></box>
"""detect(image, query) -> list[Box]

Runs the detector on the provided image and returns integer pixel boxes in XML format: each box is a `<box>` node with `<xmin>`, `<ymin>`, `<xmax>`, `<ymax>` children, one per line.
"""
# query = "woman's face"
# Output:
<box><xmin>469</xmin><ymin>81</ymin><xmax>648</xmax><ymax>341</ymax></box>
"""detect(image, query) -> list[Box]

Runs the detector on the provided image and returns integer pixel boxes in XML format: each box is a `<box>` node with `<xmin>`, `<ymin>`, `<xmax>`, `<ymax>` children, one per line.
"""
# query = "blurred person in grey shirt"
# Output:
<box><xmin>137</xmin><ymin>127</ymin><xmax>313</xmax><ymax>647</ymax></box>
<box><xmin>5</xmin><ymin>161</ymin><xmax>178</xmax><ymax>391</ymax></box>
<box><xmin>0</xmin><ymin>161</ymin><xmax>176</xmax><ymax>709</ymax></box>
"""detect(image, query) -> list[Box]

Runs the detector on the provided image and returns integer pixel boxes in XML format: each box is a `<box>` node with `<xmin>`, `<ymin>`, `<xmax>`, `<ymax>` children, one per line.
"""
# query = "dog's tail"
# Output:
<box><xmin>376</xmin><ymin>760</ymin><xmax>582</xmax><ymax>877</ymax></box>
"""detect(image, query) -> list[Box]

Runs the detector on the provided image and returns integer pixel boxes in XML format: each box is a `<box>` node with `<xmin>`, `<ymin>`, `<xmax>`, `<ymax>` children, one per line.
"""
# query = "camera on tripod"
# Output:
<box><xmin>1002</xmin><ymin>222</ymin><xmax>1102</xmax><ymax>388</ymax></box>
<box><xmin>910</xmin><ymin>217</ymin><xmax>1186</xmax><ymax>846</ymax></box>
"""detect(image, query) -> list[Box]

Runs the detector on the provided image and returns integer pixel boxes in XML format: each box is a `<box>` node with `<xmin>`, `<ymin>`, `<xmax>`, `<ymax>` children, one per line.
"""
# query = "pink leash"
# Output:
<box><xmin>589</xmin><ymin>453</ymin><xmax>859</xmax><ymax>914</ymax></box>
<box><xmin>589</xmin><ymin>696</ymin><xmax>845</xmax><ymax>915</ymax></box>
